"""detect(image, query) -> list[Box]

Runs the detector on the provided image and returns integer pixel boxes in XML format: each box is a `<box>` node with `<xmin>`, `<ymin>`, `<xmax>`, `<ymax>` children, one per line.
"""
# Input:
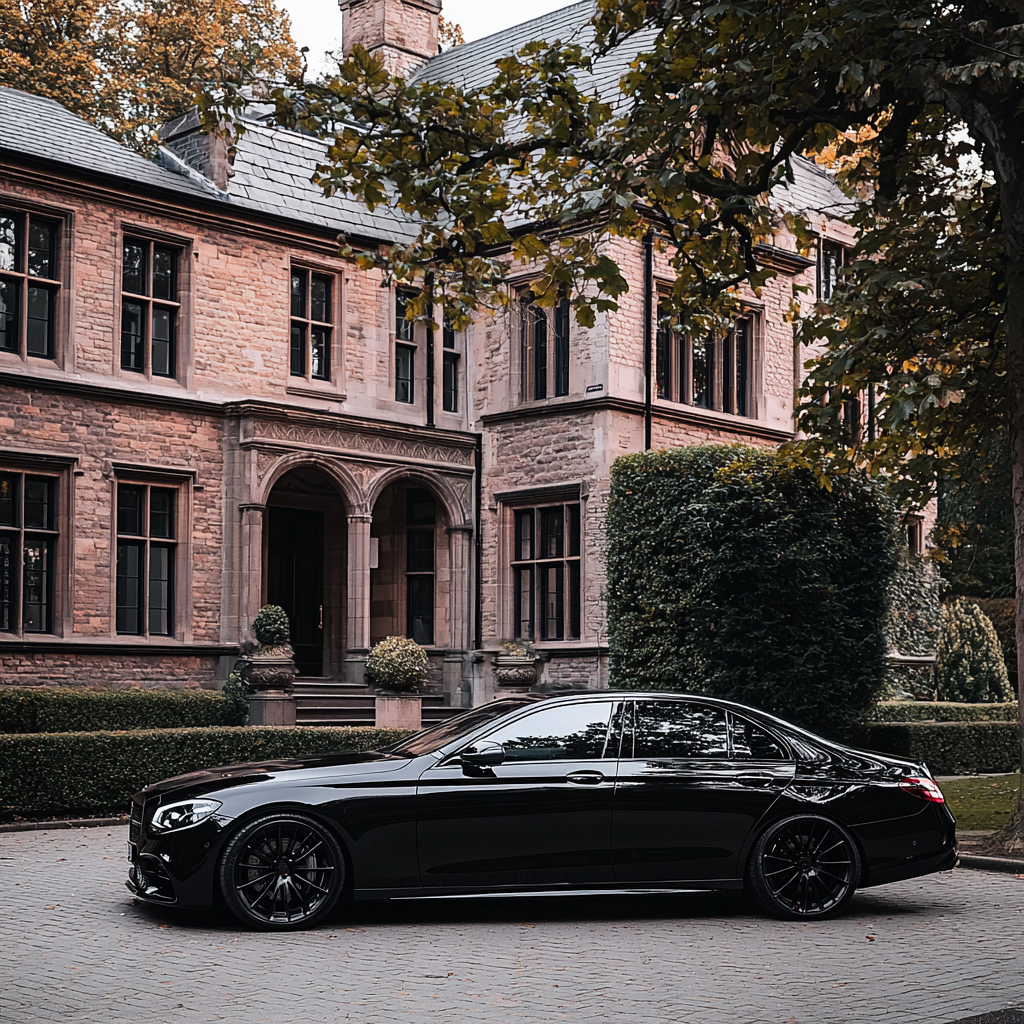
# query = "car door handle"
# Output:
<box><xmin>566</xmin><ymin>770</ymin><xmax>605</xmax><ymax>785</ymax></box>
<box><xmin>737</xmin><ymin>771</ymin><xmax>777</xmax><ymax>787</ymax></box>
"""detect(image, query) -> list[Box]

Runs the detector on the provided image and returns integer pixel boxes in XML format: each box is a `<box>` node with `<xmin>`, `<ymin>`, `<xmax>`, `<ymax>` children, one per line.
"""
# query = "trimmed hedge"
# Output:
<box><xmin>867</xmin><ymin>701</ymin><xmax>1019</xmax><ymax>723</ymax></box>
<box><xmin>0</xmin><ymin>687</ymin><xmax>244</xmax><ymax>733</ymax></box>
<box><xmin>606</xmin><ymin>444</ymin><xmax>898</xmax><ymax>740</ymax></box>
<box><xmin>0</xmin><ymin>726</ymin><xmax>412</xmax><ymax>817</ymax></box>
<box><xmin>859</xmin><ymin>721</ymin><xmax>1022</xmax><ymax>775</ymax></box>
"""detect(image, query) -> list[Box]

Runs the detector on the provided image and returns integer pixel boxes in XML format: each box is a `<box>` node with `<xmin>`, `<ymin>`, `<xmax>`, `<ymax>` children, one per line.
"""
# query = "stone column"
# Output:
<box><xmin>345</xmin><ymin>512</ymin><xmax>373</xmax><ymax>685</ymax></box>
<box><xmin>447</xmin><ymin>524</ymin><xmax>473</xmax><ymax>651</ymax></box>
<box><xmin>238</xmin><ymin>503</ymin><xmax>266</xmax><ymax>639</ymax></box>
<box><xmin>445</xmin><ymin>524</ymin><xmax>474</xmax><ymax>704</ymax></box>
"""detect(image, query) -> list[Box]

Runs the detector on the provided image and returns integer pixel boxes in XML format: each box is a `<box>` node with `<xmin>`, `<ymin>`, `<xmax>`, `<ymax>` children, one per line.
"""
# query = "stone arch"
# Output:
<box><xmin>256</xmin><ymin>451</ymin><xmax>364</xmax><ymax>511</ymax></box>
<box><xmin>365</xmin><ymin>465</ymin><xmax>469</xmax><ymax>526</ymax></box>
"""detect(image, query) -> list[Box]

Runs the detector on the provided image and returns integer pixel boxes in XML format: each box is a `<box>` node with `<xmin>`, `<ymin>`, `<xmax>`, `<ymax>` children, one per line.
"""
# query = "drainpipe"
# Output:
<box><xmin>425</xmin><ymin>272</ymin><xmax>435</xmax><ymax>428</ymax></box>
<box><xmin>474</xmin><ymin>435</ymin><xmax>483</xmax><ymax>652</ymax></box>
<box><xmin>643</xmin><ymin>230</ymin><xmax>654</xmax><ymax>450</ymax></box>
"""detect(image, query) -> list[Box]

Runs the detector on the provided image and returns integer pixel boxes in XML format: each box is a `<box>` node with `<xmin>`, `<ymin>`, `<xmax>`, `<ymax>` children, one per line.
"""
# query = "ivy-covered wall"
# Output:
<box><xmin>605</xmin><ymin>444</ymin><xmax>899</xmax><ymax>739</ymax></box>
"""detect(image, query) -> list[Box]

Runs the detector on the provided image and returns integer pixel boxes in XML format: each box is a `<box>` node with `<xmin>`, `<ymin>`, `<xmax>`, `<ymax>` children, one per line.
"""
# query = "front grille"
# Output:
<box><xmin>129</xmin><ymin>800</ymin><xmax>144</xmax><ymax>843</ymax></box>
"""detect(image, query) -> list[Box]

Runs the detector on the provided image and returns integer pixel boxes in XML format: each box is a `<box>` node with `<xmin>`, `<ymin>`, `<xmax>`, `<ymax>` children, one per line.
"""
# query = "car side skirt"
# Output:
<box><xmin>353</xmin><ymin>879</ymin><xmax>745</xmax><ymax>901</ymax></box>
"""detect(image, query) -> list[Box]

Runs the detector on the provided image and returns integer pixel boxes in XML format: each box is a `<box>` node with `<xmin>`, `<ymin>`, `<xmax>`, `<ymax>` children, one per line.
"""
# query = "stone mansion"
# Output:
<box><xmin>0</xmin><ymin>0</ymin><xmax>853</xmax><ymax>715</ymax></box>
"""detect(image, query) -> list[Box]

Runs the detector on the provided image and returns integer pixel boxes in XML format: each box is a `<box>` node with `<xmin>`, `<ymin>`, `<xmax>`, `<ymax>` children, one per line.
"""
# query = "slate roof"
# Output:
<box><xmin>0</xmin><ymin>87</ymin><xmax>217</xmax><ymax>202</ymax></box>
<box><xmin>1</xmin><ymin>5</ymin><xmax>852</xmax><ymax>241</ymax></box>
<box><xmin>215</xmin><ymin>120</ymin><xmax>418</xmax><ymax>242</ymax></box>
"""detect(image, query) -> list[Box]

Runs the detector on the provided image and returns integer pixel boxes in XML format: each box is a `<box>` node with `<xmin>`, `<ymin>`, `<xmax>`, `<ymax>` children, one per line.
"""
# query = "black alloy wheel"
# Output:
<box><xmin>748</xmin><ymin>814</ymin><xmax>861</xmax><ymax>920</ymax></box>
<box><xmin>219</xmin><ymin>813</ymin><xmax>345</xmax><ymax>930</ymax></box>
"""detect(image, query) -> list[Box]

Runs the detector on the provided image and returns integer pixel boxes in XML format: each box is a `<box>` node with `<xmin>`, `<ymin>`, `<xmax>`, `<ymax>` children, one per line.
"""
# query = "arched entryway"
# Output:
<box><xmin>263</xmin><ymin>466</ymin><xmax>348</xmax><ymax>677</ymax></box>
<box><xmin>370</xmin><ymin>480</ymin><xmax>452</xmax><ymax>649</ymax></box>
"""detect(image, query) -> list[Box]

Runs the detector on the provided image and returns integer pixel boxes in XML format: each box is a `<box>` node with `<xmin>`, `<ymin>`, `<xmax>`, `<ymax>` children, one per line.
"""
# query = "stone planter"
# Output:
<box><xmin>242</xmin><ymin>655</ymin><xmax>297</xmax><ymax>693</ymax></box>
<box><xmin>494</xmin><ymin>656</ymin><xmax>538</xmax><ymax>689</ymax></box>
<box><xmin>375</xmin><ymin>695</ymin><xmax>422</xmax><ymax>730</ymax></box>
<box><xmin>241</xmin><ymin>654</ymin><xmax>297</xmax><ymax>727</ymax></box>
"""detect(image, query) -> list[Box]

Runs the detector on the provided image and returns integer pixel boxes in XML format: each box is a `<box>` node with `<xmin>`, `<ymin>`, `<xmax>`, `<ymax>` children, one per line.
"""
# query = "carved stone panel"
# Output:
<box><xmin>246</xmin><ymin>420</ymin><xmax>474</xmax><ymax>468</ymax></box>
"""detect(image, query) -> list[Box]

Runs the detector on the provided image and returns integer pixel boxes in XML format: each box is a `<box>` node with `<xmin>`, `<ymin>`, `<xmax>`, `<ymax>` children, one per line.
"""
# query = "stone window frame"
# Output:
<box><xmin>498</xmin><ymin>483</ymin><xmax>584</xmax><ymax>646</ymax></box>
<box><xmin>515</xmin><ymin>289</ymin><xmax>571</xmax><ymax>404</ymax></box>
<box><xmin>109</xmin><ymin>465</ymin><xmax>194</xmax><ymax>643</ymax></box>
<box><xmin>904</xmin><ymin>512</ymin><xmax>925</xmax><ymax>557</ymax></box>
<box><xmin>818</xmin><ymin>239</ymin><xmax>845</xmax><ymax>302</ymax></box>
<box><xmin>440</xmin><ymin>312</ymin><xmax>461</xmax><ymax>415</ymax></box>
<box><xmin>0</xmin><ymin>450</ymin><xmax>77</xmax><ymax>639</ymax></box>
<box><xmin>113</xmin><ymin>221</ymin><xmax>194</xmax><ymax>389</ymax></box>
<box><xmin>0</xmin><ymin>196</ymin><xmax>75</xmax><ymax>371</ymax></box>
<box><xmin>393</xmin><ymin>287</ymin><xmax>422</xmax><ymax>406</ymax></box>
<box><xmin>285</xmin><ymin>257</ymin><xmax>346</xmax><ymax>400</ymax></box>
<box><xmin>654</xmin><ymin>296</ymin><xmax>764</xmax><ymax>421</ymax></box>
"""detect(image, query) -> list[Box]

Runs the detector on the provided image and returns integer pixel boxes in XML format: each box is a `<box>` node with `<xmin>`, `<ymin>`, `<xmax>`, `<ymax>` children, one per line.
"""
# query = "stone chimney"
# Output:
<box><xmin>339</xmin><ymin>0</ymin><xmax>442</xmax><ymax>75</ymax></box>
<box><xmin>158</xmin><ymin>109</ymin><xmax>233</xmax><ymax>191</ymax></box>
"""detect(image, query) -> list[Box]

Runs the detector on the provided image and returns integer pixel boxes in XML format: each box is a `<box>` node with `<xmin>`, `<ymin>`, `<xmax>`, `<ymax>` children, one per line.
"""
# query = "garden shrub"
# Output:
<box><xmin>606</xmin><ymin>444</ymin><xmax>899</xmax><ymax>740</ymax></box>
<box><xmin>0</xmin><ymin>726</ymin><xmax>413</xmax><ymax>817</ymax></box>
<box><xmin>970</xmin><ymin>597</ymin><xmax>1018</xmax><ymax>691</ymax></box>
<box><xmin>221</xmin><ymin>672</ymin><xmax>250</xmax><ymax>726</ymax></box>
<box><xmin>866</xmin><ymin>700</ymin><xmax>1018</xmax><ymax>723</ymax></box>
<box><xmin>252</xmin><ymin>604</ymin><xmax>291</xmax><ymax>647</ymax></box>
<box><xmin>936</xmin><ymin>600</ymin><xmax>1013</xmax><ymax>702</ymax></box>
<box><xmin>859</xmin><ymin>721</ymin><xmax>1021</xmax><ymax>775</ymax></box>
<box><xmin>0</xmin><ymin>687</ymin><xmax>241</xmax><ymax>734</ymax></box>
<box><xmin>365</xmin><ymin>636</ymin><xmax>429</xmax><ymax>691</ymax></box>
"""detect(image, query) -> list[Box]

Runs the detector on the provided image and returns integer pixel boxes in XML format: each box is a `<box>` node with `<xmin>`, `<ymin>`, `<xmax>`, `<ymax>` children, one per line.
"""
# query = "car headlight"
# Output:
<box><xmin>149</xmin><ymin>798</ymin><xmax>222</xmax><ymax>834</ymax></box>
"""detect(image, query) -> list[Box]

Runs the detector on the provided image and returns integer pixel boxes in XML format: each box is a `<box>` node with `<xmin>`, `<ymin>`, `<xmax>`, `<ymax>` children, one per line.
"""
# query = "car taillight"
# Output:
<box><xmin>899</xmin><ymin>776</ymin><xmax>945</xmax><ymax>803</ymax></box>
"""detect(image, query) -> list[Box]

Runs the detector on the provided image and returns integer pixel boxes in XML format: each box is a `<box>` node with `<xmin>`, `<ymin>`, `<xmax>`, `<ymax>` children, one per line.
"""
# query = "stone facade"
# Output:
<box><xmin>0</xmin><ymin>0</ymin><xmax>857</xmax><ymax>706</ymax></box>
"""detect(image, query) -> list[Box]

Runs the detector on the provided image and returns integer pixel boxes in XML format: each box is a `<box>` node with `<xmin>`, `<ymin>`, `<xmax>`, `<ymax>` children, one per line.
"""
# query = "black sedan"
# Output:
<box><xmin>126</xmin><ymin>691</ymin><xmax>957</xmax><ymax>930</ymax></box>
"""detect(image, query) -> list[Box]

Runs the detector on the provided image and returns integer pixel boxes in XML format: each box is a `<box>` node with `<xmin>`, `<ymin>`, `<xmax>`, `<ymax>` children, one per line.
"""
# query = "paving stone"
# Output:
<box><xmin>0</xmin><ymin>826</ymin><xmax>1021</xmax><ymax>1023</ymax></box>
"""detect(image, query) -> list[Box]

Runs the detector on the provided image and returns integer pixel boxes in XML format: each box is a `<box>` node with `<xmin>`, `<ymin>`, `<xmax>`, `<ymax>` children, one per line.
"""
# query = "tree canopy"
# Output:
<box><xmin>1</xmin><ymin>0</ymin><xmax>299</xmax><ymax>150</ymax></box>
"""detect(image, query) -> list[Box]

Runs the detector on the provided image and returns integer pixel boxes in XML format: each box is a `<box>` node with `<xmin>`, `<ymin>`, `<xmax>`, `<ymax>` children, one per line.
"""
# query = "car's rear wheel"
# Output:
<box><xmin>219</xmin><ymin>812</ymin><xmax>345</xmax><ymax>930</ymax></box>
<box><xmin>748</xmin><ymin>814</ymin><xmax>860</xmax><ymax>920</ymax></box>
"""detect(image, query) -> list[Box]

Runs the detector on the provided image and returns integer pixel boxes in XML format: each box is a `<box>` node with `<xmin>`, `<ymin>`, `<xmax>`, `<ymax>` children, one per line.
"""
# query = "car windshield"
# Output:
<box><xmin>383</xmin><ymin>697</ymin><xmax>543</xmax><ymax>757</ymax></box>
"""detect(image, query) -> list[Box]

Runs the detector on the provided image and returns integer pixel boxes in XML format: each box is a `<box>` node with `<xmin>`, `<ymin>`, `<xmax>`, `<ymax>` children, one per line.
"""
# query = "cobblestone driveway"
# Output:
<box><xmin>1</xmin><ymin>826</ymin><xmax>1021</xmax><ymax>1024</ymax></box>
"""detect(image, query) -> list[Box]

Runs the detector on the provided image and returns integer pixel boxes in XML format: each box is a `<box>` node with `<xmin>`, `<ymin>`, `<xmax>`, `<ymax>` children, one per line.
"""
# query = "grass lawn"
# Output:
<box><xmin>940</xmin><ymin>772</ymin><xmax>1021</xmax><ymax>830</ymax></box>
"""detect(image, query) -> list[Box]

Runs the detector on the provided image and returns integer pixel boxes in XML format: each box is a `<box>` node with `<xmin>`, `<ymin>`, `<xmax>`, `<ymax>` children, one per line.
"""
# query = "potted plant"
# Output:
<box><xmin>240</xmin><ymin>605</ymin><xmax>297</xmax><ymax>726</ymax></box>
<box><xmin>366</xmin><ymin>635</ymin><xmax>428</xmax><ymax>729</ymax></box>
<box><xmin>495</xmin><ymin>639</ymin><xmax>538</xmax><ymax>688</ymax></box>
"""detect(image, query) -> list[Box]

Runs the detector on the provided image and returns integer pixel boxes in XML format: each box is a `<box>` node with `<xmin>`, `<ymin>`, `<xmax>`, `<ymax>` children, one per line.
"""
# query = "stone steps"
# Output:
<box><xmin>292</xmin><ymin>680</ymin><xmax>461</xmax><ymax>728</ymax></box>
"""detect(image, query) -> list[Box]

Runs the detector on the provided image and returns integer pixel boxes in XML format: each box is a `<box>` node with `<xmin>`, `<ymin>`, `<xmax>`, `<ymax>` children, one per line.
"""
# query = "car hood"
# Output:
<box><xmin>137</xmin><ymin>749</ymin><xmax>411</xmax><ymax>801</ymax></box>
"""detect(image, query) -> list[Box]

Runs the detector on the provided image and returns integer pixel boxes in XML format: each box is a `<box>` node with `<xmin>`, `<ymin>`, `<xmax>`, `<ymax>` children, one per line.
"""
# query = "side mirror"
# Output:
<box><xmin>459</xmin><ymin>739</ymin><xmax>505</xmax><ymax>768</ymax></box>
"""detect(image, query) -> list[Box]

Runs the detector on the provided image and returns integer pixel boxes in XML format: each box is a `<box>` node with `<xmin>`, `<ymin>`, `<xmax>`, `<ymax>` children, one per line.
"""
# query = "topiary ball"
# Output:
<box><xmin>252</xmin><ymin>604</ymin><xmax>291</xmax><ymax>647</ymax></box>
<box><xmin>365</xmin><ymin>636</ymin><xmax>429</xmax><ymax>692</ymax></box>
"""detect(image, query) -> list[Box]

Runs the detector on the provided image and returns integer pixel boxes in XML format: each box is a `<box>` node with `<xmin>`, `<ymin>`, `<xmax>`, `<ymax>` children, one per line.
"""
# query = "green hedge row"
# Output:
<box><xmin>0</xmin><ymin>687</ymin><xmax>243</xmax><ymax>733</ymax></box>
<box><xmin>867</xmin><ymin>701</ymin><xmax>1019</xmax><ymax>723</ymax></box>
<box><xmin>0</xmin><ymin>727</ymin><xmax>412</xmax><ymax>817</ymax></box>
<box><xmin>859</xmin><ymin>721</ymin><xmax>1022</xmax><ymax>775</ymax></box>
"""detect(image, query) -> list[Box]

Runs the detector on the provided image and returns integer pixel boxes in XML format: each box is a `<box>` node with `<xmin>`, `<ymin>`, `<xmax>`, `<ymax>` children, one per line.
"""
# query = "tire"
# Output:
<box><xmin>747</xmin><ymin>814</ymin><xmax>861</xmax><ymax>920</ymax></box>
<box><xmin>219</xmin><ymin>812</ymin><xmax>346</xmax><ymax>930</ymax></box>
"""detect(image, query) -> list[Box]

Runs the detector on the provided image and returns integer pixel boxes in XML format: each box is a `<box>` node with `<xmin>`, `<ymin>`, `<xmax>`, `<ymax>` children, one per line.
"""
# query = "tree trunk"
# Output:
<box><xmin>1000</xmin><ymin>189</ymin><xmax>1024</xmax><ymax>850</ymax></box>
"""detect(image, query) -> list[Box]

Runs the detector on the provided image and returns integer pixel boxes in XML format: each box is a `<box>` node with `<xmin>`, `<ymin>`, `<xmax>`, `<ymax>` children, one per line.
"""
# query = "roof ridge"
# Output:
<box><xmin>414</xmin><ymin>0</ymin><xmax>596</xmax><ymax>79</ymax></box>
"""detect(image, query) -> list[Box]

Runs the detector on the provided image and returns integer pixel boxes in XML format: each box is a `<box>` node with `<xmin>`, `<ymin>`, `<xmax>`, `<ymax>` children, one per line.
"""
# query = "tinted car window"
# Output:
<box><xmin>731</xmin><ymin>715</ymin><xmax>788</xmax><ymax>760</ymax></box>
<box><xmin>482</xmin><ymin>702</ymin><xmax>615</xmax><ymax>762</ymax></box>
<box><xmin>387</xmin><ymin>697</ymin><xmax>541</xmax><ymax>757</ymax></box>
<box><xmin>632</xmin><ymin>701</ymin><xmax>729</xmax><ymax>758</ymax></box>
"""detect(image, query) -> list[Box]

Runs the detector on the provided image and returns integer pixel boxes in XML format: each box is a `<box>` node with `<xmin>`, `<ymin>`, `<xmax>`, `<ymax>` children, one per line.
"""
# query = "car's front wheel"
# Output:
<box><xmin>219</xmin><ymin>812</ymin><xmax>346</xmax><ymax>930</ymax></box>
<box><xmin>748</xmin><ymin>814</ymin><xmax>860</xmax><ymax>920</ymax></box>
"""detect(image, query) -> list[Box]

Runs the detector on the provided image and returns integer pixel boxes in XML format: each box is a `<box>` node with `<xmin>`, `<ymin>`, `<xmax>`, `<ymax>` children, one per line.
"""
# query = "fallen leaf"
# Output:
<box><xmin>521</xmin><ymin>923</ymin><xmax>536</xmax><ymax>928</ymax></box>
<box><xmin>866</xmin><ymin>936</ymin><xmax>876</xmax><ymax>941</ymax></box>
